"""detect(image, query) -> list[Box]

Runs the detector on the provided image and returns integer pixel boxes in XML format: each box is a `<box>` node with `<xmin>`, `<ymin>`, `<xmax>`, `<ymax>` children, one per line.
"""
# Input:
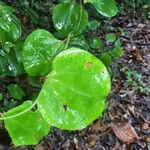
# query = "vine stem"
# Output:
<box><xmin>0</xmin><ymin>98</ymin><xmax>38</xmax><ymax>120</ymax></box>
<box><xmin>64</xmin><ymin>0</ymin><xmax>83</xmax><ymax>50</ymax></box>
<box><xmin>64</xmin><ymin>33</ymin><xmax>72</xmax><ymax>49</ymax></box>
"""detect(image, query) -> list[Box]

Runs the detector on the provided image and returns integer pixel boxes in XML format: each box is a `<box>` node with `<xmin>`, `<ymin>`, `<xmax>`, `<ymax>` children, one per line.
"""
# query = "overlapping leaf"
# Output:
<box><xmin>85</xmin><ymin>0</ymin><xmax>118</xmax><ymax>17</ymax></box>
<box><xmin>0</xmin><ymin>3</ymin><xmax>21</xmax><ymax>44</ymax></box>
<box><xmin>23</xmin><ymin>29</ymin><xmax>65</xmax><ymax>76</ymax></box>
<box><xmin>53</xmin><ymin>2</ymin><xmax>88</xmax><ymax>37</ymax></box>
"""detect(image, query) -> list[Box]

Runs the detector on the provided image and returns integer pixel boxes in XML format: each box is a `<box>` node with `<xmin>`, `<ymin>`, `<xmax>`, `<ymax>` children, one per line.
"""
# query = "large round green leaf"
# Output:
<box><xmin>85</xmin><ymin>0</ymin><xmax>118</xmax><ymax>17</ymax></box>
<box><xmin>5</xmin><ymin>101</ymin><xmax>50</xmax><ymax>146</ymax></box>
<box><xmin>37</xmin><ymin>48</ymin><xmax>111</xmax><ymax>130</ymax></box>
<box><xmin>53</xmin><ymin>2</ymin><xmax>88</xmax><ymax>37</ymax></box>
<box><xmin>23</xmin><ymin>29</ymin><xmax>65</xmax><ymax>76</ymax></box>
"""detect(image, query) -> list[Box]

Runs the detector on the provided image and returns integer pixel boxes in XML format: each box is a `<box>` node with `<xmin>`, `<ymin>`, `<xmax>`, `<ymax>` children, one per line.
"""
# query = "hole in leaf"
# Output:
<box><xmin>102</xmin><ymin>68</ymin><xmax>106</xmax><ymax>74</ymax></box>
<box><xmin>63</xmin><ymin>104</ymin><xmax>68</xmax><ymax>112</ymax></box>
<box><xmin>85</xmin><ymin>62</ymin><xmax>93</xmax><ymax>69</ymax></box>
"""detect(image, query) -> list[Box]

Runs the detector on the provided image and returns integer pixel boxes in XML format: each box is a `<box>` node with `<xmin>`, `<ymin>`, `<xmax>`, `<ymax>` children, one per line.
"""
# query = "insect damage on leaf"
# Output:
<box><xmin>85</xmin><ymin>61</ymin><xmax>93</xmax><ymax>69</ymax></box>
<box><xmin>63</xmin><ymin>104</ymin><xmax>68</xmax><ymax>112</ymax></box>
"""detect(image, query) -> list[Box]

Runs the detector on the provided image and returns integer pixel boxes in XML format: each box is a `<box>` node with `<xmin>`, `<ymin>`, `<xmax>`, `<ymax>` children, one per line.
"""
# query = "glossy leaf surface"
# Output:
<box><xmin>86</xmin><ymin>0</ymin><xmax>118</xmax><ymax>17</ymax></box>
<box><xmin>37</xmin><ymin>48</ymin><xmax>111</xmax><ymax>130</ymax></box>
<box><xmin>0</xmin><ymin>3</ymin><xmax>21</xmax><ymax>45</ymax></box>
<box><xmin>0</xmin><ymin>55</ymin><xmax>6</xmax><ymax>77</ymax></box>
<box><xmin>5</xmin><ymin>101</ymin><xmax>50</xmax><ymax>146</ymax></box>
<box><xmin>23</xmin><ymin>29</ymin><xmax>64</xmax><ymax>76</ymax></box>
<box><xmin>53</xmin><ymin>2</ymin><xmax>88</xmax><ymax>37</ymax></box>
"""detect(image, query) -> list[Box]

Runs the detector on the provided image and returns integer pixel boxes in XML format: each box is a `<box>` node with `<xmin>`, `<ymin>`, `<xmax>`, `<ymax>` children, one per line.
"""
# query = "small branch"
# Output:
<box><xmin>64</xmin><ymin>33</ymin><xmax>72</xmax><ymax>49</ymax></box>
<box><xmin>135</xmin><ymin>42</ymin><xmax>150</xmax><ymax>46</ymax></box>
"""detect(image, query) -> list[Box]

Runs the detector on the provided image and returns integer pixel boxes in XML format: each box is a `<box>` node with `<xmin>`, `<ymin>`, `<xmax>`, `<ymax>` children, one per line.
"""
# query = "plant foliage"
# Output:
<box><xmin>0</xmin><ymin>0</ymin><xmax>123</xmax><ymax>146</ymax></box>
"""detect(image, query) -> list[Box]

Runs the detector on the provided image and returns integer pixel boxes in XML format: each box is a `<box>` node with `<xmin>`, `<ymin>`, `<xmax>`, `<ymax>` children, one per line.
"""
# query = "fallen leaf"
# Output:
<box><xmin>91</xmin><ymin>121</ymin><xmax>100</xmax><ymax>131</ymax></box>
<box><xmin>111</xmin><ymin>122</ymin><xmax>138</xmax><ymax>143</ymax></box>
<box><xmin>128</xmin><ymin>105</ymin><xmax>135</xmax><ymax>116</ymax></box>
<box><xmin>141</xmin><ymin>122</ymin><xmax>149</xmax><ymax>130</ymax></box>
<box><xmin>91</xmin><ymin>121</ymin><xmax>111</xmax><ymax>132</ymax></box>
<box><xmin>121</xmin><ymin>144</ymin><xmax>127</xmax><ymax>150</ymax></box>
<box><xmin>146</xmin><ymin>137</ymin><xmax>150</xmax><ymax>142</ymax></box>
<box><xmin>113</xmin><ymin>139</ymin><xmax>120</xmax><ymax>150</ymax></box>
<box><xmin>131</xmin><ymin>47</ymin><xmax>143</xmax><ymax>61</ymax></box>
<box><xmin>89</xmin><ymin>139</ymin><xmax>96</xmax><ymax>147</ymax></box>
<box><xmin>35</xmin><ymin>144</ymin><xmax>44</xmax><ymax>150</ymax></box>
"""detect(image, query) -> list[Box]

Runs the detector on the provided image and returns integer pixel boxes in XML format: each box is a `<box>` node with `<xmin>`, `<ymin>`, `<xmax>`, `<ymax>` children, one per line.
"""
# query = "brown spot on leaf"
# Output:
<box><xmin>85</xmin><ymin>62</ymin><xmax>93</xmax><ymax>69</ymax></box>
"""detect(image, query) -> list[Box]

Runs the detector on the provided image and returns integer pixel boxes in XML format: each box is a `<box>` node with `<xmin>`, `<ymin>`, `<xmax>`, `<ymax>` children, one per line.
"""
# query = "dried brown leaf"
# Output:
<box><xmin>128</xmin><ymin>105</ymin><xmax>135</xmax><ymax>116</ymax></box>
<box><xmin>111</xmin><ymin>122</ymin><xmax>138</xmax><ymax>143</ymax></box>
<box><xmin>141</xmin><ymin>122</ymin><xmax>149</xmax><ymax>130</ymax></box>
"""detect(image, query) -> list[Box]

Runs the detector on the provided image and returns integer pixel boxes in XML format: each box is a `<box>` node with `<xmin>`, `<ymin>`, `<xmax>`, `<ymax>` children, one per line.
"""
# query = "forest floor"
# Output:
<box><xmin>0</xmin><ymin>4</ymin><xmax>150</xmax><ymax>150</ymax></box>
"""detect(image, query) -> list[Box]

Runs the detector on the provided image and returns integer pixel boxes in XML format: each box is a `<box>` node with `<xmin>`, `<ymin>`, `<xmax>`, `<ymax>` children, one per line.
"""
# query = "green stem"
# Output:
<box><xmin>0</xmin><ymin>99</ymin><xmax>38</xmax><ymax>120</ymax></box>
<box><xmin>65</xmin><ymin>33</ymin><xmax>72</xmax><ymax>49</ymax></box>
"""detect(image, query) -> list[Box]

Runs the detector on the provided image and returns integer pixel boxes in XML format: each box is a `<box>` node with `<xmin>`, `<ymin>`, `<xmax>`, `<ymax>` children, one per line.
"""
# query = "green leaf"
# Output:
<box><xmin>0</xmin><ymin>56</ymin><xmax>6</xmax><ymax>77</ymax></box>
<box><xmin>6</xmin><ymin>49</ymin><xmax>23</xmax><ymax>76</ymax></box>
<box><xmin>53</xmin><ymin>2</ymin><xmax>88</xmax><ymax>37</ymax></box>
<box><xmin>9</xmin><ymin>22</ymin><xmax>21</xmax><ymax>42</ymax></box>
<box><xmin>5</xmin><ymin>101</ymin><xmax>50</xmax><ymax>146</ymax></box>
<box><xmin>105</xmin><ymin>33</ymin><xmax>117</xmax><ymax>43</ymax></box>
<box><xmin>3</xmin><ymin>41</ymin><xmax>14</xmax><ymax>53</ymax></box>
<box><xmin>0</xmin><ymin>92</ymin><xmax>3</xmax><ymax>101</ymax></box>
<box><xmin>0</xmin><ymin>18</ymin><xmax>10</xmax><ymax>32</ymax></box>
<box><xmin>0</xmin><ymin>45</ymin><xmax>24</xmax><ymax>77</ymax></box>
<box><xmin>88</xmin><ymin>37</ymin><xmax>103</xmax><ymax>49</ymax></box>
<box><xmin>69</xmin><ymin>35</ymin><xmax>90</xmax><ymax>51</ymax></box>
<box><xmin>0</xmin><ymin>3</ymin><xmax>21</xmax><ymax>44</ymax></box>
<box><xmin>7</xmin><ymin>84</ymin><xmax>25</xmax><ymax>100</ymax></box>
<box><xmin>88</xmin><ymin>20</ymin><xmax>100</xmax><ymax>31</ymax></box>
<box><xmin>0</xmin><ymin>49</ymin><xmax>5</xmax><ymax>56</ymax></box>
<box><xmin>58</xmin><ymin>0</ymin><xmax>73</xmax><ymax>3</ymax></box>
<box><xmin>110</xmin><ymin>46</ymin><xmax>124</xmax><ymax>59</ymax></box>
<box><xmin>13</xmin><ymin>39</ymin><xmax>24</xmax><ymax>63</ymax></box>
<box><xmin>37</xmin><ymin>48</ymin><xmax>111</xmax><ymax>130</ymax></box>
<box><xmin>99</xmin><ymin>53</ymin><xmax>112</xmax><ymax>67</ymax></box>
<box><xmin>114</xmin><ymin>39</ymin><xmax>122</xmax><ymax>47</ymax></box>
<box><xmin>85</xmin><ymin>0</ymin><xmax>118</xmax><ymax>17</ymax></box>
<box><xmin>0</xmin><ymin>25</ymin><xmax>10</xmax><ymax>45</ymax></box>
<box><xmin>0</xmin><ymin>2</ymin><xmax>15</xmax><ymax>15</ymax></box>
<box><xmin>99</xmin><ymin>46</ymin><xmax>124</xmax><ymax>66</ymax></box>
<box><xmin>2</xmin><ymin>99</ymin><xmax>17</xmax><ymax>111</ymax></box>
<box><xmin>27</xmin><ymin>76</ymin><xmax>42</xmax><ymax>88</ymax></box>
<box><xmin>23</xmin><ymin>29</ymin><xmax>65</xmax><ymax>76</ymax></box>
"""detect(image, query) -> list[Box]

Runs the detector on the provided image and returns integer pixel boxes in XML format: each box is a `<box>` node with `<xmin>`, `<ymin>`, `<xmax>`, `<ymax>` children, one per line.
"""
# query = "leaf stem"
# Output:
<box><xmin>0</xmin><ymin>99</ymin><xmax>38</xmax><ymax>120</ymax></box>
<box><xmin>64</xmin><ymin>33</ymin><xmax>72</xmax><ymax>49</ymax></box>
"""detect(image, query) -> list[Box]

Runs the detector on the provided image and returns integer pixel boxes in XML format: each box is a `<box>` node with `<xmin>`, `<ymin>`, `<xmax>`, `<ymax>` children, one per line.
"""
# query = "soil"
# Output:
<box><xmin>0</xmin><ymin>2</ymin><xmax>150</xmax><ymax>150</ymax></box>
